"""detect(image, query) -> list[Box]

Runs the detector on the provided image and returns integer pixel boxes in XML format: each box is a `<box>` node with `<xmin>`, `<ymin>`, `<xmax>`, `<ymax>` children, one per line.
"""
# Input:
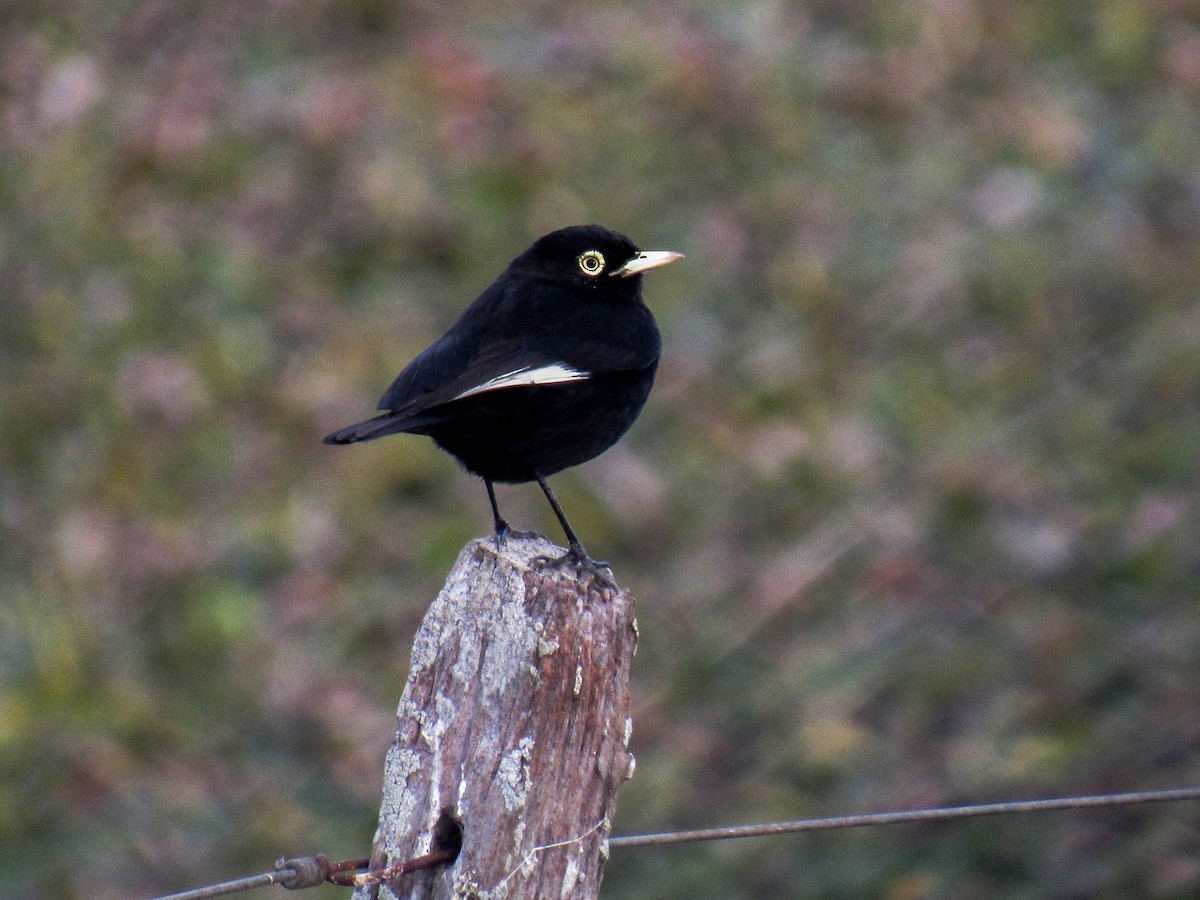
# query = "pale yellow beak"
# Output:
<box><xmin>612</xmin><ymin>250</ymin><xmax>685</xmax><ymax>278</ymax></box>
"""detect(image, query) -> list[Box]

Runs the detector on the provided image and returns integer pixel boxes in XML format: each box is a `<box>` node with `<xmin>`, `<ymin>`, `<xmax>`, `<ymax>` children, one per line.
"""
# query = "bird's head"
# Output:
<box><xmin>511</xmin><ymin>225</ymin><xmax>683</xmax><ymax>295</ymax></box>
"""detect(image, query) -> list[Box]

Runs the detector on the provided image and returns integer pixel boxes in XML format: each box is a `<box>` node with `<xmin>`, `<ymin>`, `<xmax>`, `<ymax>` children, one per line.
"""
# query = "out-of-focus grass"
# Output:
<box><xmin>3</xmin><ymin>2</ymin><xmax>1199</xmax><ymax>898</ymax></box>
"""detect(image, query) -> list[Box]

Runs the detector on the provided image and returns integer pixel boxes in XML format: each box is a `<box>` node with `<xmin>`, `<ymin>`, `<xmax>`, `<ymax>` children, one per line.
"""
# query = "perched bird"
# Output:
<box><xmin>324</xmin><ymin>224</ymin><xmax>682</xmax><ymax>567</ymax></box>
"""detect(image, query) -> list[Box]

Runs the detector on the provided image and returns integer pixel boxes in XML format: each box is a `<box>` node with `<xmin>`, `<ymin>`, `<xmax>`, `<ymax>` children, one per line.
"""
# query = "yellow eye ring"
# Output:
<box><xmin>577</xmin><ymin>250</ymin><xmax>605</xmax><ymax>276</ymax></box>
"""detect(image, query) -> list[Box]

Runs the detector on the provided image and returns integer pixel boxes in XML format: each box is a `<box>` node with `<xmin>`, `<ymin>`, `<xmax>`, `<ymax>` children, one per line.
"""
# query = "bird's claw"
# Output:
<box><xmin>494</xmin><ymin>527</ymin><xmax>541</xmax><ymax>550</ymax></box>
<box><xmin>534</xmin><ymin>545</ymin><xmax>613</xmax><ymax>583</ymax></box>
<box><xmin>493</xmin><ymin>522</ymin><xmax>511</xmax><ymax>550</ymax></box>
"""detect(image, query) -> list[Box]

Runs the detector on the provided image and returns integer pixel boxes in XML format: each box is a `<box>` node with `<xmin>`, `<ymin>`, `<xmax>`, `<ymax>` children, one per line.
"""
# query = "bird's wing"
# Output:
<box><xmin>376</xmin><ymin>275</ymin><xmax>659</xmax><ymax>414</ymax></box>
<box><xmin>376</xmin><ymin>336</ymin><xmax>591</xmax><ymax>414</ymax></box>
<box><xmin>324</xmin><ymin>329</ymin><xmax>652</xmax><ymax>445</ymax></box>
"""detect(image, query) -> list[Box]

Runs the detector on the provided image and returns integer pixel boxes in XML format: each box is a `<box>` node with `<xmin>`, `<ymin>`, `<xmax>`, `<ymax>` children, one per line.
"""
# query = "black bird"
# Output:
<box><xmin>323</xmin><ymin>224</ymin><xmax>683</xmax><ymax>567</ymax></box>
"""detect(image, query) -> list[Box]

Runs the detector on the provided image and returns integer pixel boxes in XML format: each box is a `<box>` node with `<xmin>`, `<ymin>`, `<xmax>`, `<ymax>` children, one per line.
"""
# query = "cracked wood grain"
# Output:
<box><xmin>355</xmin><ymin>535</ymin><xmax>638</xmax><ymax>900</ymax></box>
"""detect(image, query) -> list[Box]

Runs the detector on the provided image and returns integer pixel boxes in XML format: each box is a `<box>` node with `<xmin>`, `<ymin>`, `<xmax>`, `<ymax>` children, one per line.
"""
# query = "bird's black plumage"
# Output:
<box><xmin>323</xmin><ymin>224</ymin><xmax>682</xmax><ymax>566</ymax></box>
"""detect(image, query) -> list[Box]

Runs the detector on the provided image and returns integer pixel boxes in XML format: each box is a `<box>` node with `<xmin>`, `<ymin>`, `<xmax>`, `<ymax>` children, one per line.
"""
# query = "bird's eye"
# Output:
<box><xmin>577</xmin><ymin>250</ymin><xmax>605</xmax><ymax>276</ymax></box>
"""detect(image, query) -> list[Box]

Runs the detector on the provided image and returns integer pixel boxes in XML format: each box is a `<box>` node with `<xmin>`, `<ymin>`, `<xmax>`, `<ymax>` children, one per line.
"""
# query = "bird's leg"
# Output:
<box><xmin>535</xmin><ymin>474</ymin><xmax>584</xmax><ymax>552</ymax></box>
<box><xmin>533</xmin><ymin>474</ymin><xmax>610</xmax><ymax>573</ymax></box>
<box><xmin>485</xmin><ymin>479</ymin><xmax>510</xmax><ymax>549</ymax></box>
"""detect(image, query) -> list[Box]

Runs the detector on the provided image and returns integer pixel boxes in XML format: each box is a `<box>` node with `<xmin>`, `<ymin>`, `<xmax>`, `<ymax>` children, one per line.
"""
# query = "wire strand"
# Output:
<box><xmin>153</xmin><ymin>870</ymin><xmax>288</xmax><ymax>900</ymax></box>
<box><xmin>607</xmin><ymin>786</ymin><xmax>1200</xmax><ymax>849</ymax></box>
<box><xmin>149</xmin><ymin>787</ymin><xmax>1200</xmax><ymax>899</ymax></box>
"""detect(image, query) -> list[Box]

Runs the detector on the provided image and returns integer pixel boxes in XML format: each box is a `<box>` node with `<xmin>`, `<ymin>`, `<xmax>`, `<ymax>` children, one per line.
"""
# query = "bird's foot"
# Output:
<box><xmin>535</xmin><ymin>543</ymin><xmax>613</xmax><ymax>584</ymax></box>
<box><xmin>492</xmin><ymin>525</ymin><xmax>544</xmax><ymax>552</ymax></box>
<box><xmin>492</xmin><ymin>521</ymin><xmax>511</xmax><ymax>550</ymax></box>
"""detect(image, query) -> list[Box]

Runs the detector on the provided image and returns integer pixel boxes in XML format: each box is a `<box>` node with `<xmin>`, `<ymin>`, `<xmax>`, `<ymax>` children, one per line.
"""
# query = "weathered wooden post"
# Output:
<box><xmin>353</xmin><ymin>534</ymin><xmax>639</xmax><ymax>900</ymax></box>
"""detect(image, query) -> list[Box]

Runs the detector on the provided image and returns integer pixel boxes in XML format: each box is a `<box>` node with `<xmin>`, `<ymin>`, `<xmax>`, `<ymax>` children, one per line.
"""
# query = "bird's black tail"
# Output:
<box><xmin>322</xmin><ymin>410</ymin><xmax>442</xmax><ymax>445</ymax></box>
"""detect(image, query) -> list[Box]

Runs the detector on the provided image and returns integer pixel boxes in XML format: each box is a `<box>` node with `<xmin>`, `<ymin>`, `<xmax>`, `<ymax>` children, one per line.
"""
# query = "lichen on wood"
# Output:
<box><xmin>355</xmin><ymin>534</ymin><xmax>638</xmax><ymax>900</ymax></box>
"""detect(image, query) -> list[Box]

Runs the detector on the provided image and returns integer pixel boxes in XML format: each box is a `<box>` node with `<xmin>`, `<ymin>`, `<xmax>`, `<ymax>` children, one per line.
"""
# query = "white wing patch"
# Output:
<box><xmin>454</xmin><ymin>363</ymin><xmax>591</xmax><ymax>400</ymax></box>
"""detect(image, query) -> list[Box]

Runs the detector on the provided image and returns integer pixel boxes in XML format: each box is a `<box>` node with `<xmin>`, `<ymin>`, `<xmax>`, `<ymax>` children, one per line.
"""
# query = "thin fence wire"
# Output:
<box><xmin>151</xmin><ymin>785</ymin><xmax>1200</xmax><ymax>900</ymax></box>
<box><xmin>607</xmin><ymin>786</ymin><xmax>1200</xmax><ymax>848</ymax></box>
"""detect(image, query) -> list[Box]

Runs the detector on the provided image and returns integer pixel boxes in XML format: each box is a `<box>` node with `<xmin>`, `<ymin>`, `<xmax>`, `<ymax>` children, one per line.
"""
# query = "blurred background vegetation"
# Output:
<box><xmin>3</xmin><ymin>0</ymin><xmax>1199</xmax><ymax>897</ymax></box>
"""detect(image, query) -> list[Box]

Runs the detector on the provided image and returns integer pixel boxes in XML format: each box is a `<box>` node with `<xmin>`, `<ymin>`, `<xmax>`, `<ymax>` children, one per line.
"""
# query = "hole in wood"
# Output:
<box><xmin>433</xmin><ymin>808</ymin><xmax>464</xmax><ymax>865</ymax></box>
